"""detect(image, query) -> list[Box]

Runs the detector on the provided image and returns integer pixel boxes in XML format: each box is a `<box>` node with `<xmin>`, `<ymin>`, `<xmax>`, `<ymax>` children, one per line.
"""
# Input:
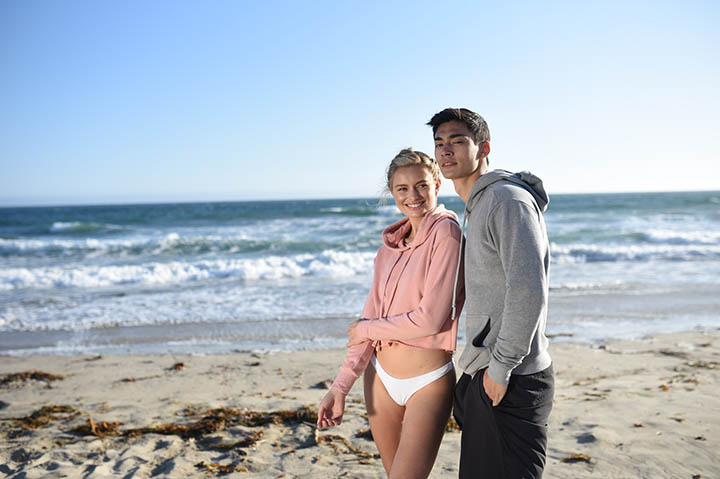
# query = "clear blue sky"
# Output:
<box><xmin>1</xmin><ymin>0</ymin><xmax>718</xmax><ymax>206</ymax></box>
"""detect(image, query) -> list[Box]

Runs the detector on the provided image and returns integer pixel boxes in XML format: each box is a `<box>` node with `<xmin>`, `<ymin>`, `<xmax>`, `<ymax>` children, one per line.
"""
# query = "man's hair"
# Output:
<box><xmin>427</xmin><ymin>108</ymin><xmax>491</xmax><ymax>145</ymax></box>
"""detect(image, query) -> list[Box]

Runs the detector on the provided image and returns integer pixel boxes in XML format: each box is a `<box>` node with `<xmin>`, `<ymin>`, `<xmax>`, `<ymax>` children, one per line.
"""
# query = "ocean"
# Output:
<box><xmin>1</xmin><ymin>191</ymin><xmax>719</xmax><ymax>355</ymax></box>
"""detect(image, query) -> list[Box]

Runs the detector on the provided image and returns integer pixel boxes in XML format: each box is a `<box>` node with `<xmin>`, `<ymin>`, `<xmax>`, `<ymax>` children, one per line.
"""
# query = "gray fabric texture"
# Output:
<box><xmin>456</xmin><ymin>169</ymin><xmax>552</xmax><ymax>385</ymax></box>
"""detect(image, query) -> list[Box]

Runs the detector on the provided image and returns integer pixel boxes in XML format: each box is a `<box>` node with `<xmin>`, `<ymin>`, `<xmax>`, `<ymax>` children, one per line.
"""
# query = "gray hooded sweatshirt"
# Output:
<box><xmin>454</xmin><ymin>169</ymin><xmax>552</xmax><ymax>385</ymax></box>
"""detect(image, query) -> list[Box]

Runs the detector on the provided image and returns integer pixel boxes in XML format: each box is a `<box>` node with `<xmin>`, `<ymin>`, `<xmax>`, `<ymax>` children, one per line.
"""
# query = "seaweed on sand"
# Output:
<box><xmin>0</xmin><ymin>370</ymin><xmax>64</xmax><ymax>387</ymax></box>
<box><xmin>315</xmin><ymin>433</ymin><xmax>380</xmax><ymax>459</ymax></box>
<box><xmin>2</xmin><ymin>405</ymin><xmax>79</xmax><ymax>429</ymax></box>
<box><xmin>561</xmin><ymin>453</ymin><xmax>592</xmax><ymax>463</ymax></box>
<box><xmin>354</xmin><ymin>428</ymin><xmax>373</xmax><ymax>440</ymax></box>
<box><xmin>199</xmin><ymin>429</ymin><xmax>264</xmax><ymax>451</ymax></box>
<box><xmin>73</xmin><ymin>406</ymin><xmax>319</xmax><ymax>439</ymax></box>
<box><xmin>77</xmin><ymin>418</ymin><xmax>120</xmax><ymax>438</ymax></box>
<box><xmin>446</xmin><ymin>416</ymin><xmax>461</xmax><ymax>431</ymax></box>
<box><xmin>195</xmin><ymin>461</ymin><xmax>248</xmax><ymax>474</ymax></box>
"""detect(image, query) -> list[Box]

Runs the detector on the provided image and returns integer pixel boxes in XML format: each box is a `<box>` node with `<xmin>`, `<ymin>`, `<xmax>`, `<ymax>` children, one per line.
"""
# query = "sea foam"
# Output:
<box><xmin>550</xmin><ymin>242</ymin><xmax>720</xmax><ymax>263</ymax></box>
<box><xmin>641</xmin><ymin>229</ymin><xmax>720</xmax><ymax>245</ymax></box>
<box><xmin>0</xmin><ymin>250</ymin><xmax>376</xmax><ymax>291</ymax></box>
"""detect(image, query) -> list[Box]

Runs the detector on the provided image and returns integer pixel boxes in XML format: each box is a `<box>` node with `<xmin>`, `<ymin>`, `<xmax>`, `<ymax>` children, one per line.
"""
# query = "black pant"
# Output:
<box><xmin>453</xmin><ymin>365</ymin><xmax>554</xmax><ymax>479</ymax></box>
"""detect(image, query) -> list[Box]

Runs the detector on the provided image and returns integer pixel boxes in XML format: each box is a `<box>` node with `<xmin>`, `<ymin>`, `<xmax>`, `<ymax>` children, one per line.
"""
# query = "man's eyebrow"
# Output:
<box><xmin>434</xmin><ymin>133</ymin><xmax>467</xmax><ymax>141</ymax></box>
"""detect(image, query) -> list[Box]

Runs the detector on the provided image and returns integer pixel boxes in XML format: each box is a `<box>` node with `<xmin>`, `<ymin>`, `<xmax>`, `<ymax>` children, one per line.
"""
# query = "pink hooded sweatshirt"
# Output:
<box><xmin>331</xmin><ymin>205</ymin><xmax>465</xmax><ymax>395</ymax></box>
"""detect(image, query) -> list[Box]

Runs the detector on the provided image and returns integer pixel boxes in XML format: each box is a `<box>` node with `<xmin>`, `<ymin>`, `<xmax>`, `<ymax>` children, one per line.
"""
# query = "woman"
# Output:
<box><xmin>317</xmin><ymin>148</ymin><xmax>464</xmax><ymax>478</ymax></box>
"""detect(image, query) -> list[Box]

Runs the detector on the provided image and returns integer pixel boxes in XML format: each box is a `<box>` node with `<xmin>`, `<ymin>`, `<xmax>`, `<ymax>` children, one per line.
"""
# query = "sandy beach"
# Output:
<box><xmin>1</xmin><ymin>330</ymin><xmax>718</xmax><ymax>478</ymax></box>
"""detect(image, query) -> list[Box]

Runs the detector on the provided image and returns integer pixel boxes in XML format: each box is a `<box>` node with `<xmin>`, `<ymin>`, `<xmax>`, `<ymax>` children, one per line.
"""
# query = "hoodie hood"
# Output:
<box><xmin>382</xmin><ymin>204</ymin><xmax>459</xmax><ymax>251</ymax></box>
<box><xmin>466</xmin><ymin>170</ymin><xmax>549</xmax><ymax>213</ymax></box>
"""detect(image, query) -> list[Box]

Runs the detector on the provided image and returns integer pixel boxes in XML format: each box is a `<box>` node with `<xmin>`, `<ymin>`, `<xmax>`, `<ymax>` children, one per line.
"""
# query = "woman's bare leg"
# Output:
<box><xmin>363</xmin><ymin>363</ymin><xmax>405</xmax><ymax>475</ymax></box>
<box><xmin>388</xmin><ymin>369</ymin><xmax>455</xmax><ymax>479</ymax></box>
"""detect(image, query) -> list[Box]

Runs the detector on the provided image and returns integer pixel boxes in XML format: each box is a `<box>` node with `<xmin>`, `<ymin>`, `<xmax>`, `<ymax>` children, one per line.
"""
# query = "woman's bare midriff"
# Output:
<box><xmin>374</xmin><ymin>341</ymin><xmax>452</xmax><ymax>378</ymax></box>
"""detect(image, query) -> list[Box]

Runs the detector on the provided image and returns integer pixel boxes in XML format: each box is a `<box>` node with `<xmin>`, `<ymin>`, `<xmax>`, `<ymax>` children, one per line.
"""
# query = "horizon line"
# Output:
<box><xmin>1</xmin><ymin>188</ymin><xmax>719</xmax><ymax>209</ymax></box>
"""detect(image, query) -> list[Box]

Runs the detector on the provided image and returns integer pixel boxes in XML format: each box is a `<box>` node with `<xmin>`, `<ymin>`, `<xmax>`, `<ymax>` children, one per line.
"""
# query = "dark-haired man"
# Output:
<box><xmin>428</xmin><ymin>108</ymin><xmax>554</xmax><ymax>478</ymax></box>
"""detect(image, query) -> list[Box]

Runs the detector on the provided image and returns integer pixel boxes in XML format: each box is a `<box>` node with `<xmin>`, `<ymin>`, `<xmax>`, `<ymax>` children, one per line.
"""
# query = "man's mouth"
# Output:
<box><xmin>441</xmin><ymin>161</ymin><xmax>457</xmax><ymax>168</ymax></box>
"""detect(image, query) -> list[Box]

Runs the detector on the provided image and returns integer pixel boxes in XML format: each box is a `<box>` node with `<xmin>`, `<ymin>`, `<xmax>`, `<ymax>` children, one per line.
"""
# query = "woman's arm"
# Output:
<box><xmin>319</xmin><ymin>250</ymin><xmax>381</xmax><ymax>427</ymax></box>
<box><xmin>318</xmin><ymin>340</ymin><xmax>375</xmax><ymax>428</ymax></box>
<box><xmin>330</xmin><ymin>340</ymin><xmax>375</xmax><ymax>395</ymax></box>
<box><xmin>354</xmin><ymin>232</ymin><xmax>464</xmax><ymax>342</ymax></box>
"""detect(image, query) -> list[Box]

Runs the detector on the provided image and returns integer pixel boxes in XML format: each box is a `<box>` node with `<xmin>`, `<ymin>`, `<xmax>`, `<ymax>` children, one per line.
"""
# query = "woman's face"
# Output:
<box><xmin>390</xmin><ymin>165</ymin><xmax>440</xmax><ymax>221</ymax></box>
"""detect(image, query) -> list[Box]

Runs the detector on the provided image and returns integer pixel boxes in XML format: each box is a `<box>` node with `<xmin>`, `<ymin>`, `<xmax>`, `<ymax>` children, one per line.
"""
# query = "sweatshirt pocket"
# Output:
<box><xmin>470</xmin><ymin>314</ymin><xmax>492</xmax><ymax>347</ymax></box>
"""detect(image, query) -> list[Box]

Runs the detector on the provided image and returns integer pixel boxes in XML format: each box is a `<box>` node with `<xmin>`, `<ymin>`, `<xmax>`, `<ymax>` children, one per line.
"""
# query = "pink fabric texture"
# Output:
<box><xmin>331</xmin><ymin>205</ymin><xmax>465</xmax><ymax>395</ymax></box>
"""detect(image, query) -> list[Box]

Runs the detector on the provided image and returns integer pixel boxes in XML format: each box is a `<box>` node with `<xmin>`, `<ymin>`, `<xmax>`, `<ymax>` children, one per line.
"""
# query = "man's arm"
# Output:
<box><xmin>487</xmin><ymin>199</ymin><xmax>548</xmax><ymax>387</ymax></box>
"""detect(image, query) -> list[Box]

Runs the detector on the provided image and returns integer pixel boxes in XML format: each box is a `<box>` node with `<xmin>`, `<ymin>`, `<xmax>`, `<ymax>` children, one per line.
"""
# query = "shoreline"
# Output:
<box><xmin>1</xmin><ymin>330</ymin><xmax>719</xmax><ymax>478</ymax></box>
<box><xmin>3</xmin><ymin>317</ymin><xmax>720</xmax><ymax>357</ymax></box>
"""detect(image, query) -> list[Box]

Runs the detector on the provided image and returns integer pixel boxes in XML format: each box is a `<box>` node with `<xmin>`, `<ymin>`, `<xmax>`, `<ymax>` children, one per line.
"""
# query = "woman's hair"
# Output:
<box><xmin>384</xmin><ymin>148</ymin><xmax>440</xmax><ymax>193</ymax></box>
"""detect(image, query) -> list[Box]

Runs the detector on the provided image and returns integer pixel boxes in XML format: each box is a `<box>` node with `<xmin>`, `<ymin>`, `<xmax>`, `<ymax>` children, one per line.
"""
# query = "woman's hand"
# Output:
<box><xmin>346</xmin><ymin>319</ymin><xmax>365</xmax><ymax>347</ymax></box>
<box><xmin>317</xmin><ymin>388</ymin><xmax>346</xmax><ymax>428</ymax></box>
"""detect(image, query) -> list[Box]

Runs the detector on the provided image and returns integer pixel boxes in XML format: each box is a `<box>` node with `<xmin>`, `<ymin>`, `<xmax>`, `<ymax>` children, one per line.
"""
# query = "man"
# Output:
<box><xmin>428</xmin><ymin>108</ymin><xmax>554</xmax><ymax>478</ymax></box>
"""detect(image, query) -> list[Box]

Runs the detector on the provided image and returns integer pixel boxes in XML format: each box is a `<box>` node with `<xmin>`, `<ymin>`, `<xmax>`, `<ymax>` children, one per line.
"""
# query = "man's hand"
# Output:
<box><xmin>346</xmin><ymin>319</ymin><xmax>365</xmax><ymax>347</ymax></box>
<box><xmin>317</xmin><ymin>388</ymin><xmax>346</xmax><ymax>428</ymax></box>
<box><xmin>483</xmin><ymin>369</ymin><xmax>508</xmax><ymax>406</ymax></box>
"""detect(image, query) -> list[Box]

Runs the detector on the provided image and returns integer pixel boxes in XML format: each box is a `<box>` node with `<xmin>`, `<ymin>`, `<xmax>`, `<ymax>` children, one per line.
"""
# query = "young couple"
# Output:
<box><xmin>317</xmin><ymin>108</ymin><xmax>555</xmax><ymax>479</ymax></box>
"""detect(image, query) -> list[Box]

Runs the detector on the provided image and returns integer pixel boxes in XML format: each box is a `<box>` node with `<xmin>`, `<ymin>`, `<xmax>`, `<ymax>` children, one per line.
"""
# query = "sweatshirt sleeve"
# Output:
<box><xmin>330</xmin><ymin>340</ymin><xmax>375</xmax><ymax>395</ymax></box>
<box><xmin>354</xmin><ymin>229</ymin><xmax>463</xmax><ymax>341</ymax></box>
<box><xmin>487</xmin><ymin>200</ymin><xmax>548</xmax><ymax>386</ymax></box>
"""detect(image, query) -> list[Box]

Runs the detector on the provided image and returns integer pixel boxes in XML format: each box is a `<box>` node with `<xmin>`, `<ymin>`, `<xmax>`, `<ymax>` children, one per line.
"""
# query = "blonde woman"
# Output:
<box><xmin>317</xmin><ymin>148</ymin><xmax>464</xmax><ymax>478</ymax></box>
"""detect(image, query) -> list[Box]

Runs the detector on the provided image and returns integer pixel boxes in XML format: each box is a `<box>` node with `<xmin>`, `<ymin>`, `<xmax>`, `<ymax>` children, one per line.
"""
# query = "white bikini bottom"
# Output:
<box><xmin>370</xmin><ymin>354</ymin><xmax>454</xmax><ymax>406</ymax></box>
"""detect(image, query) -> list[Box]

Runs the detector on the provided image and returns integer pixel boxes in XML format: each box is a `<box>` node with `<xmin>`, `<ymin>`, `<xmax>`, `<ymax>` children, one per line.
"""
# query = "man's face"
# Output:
<box><xmin>433</xmin><ymin>120</ymin><xmax>485</xmax><ymax>180</ymax></box>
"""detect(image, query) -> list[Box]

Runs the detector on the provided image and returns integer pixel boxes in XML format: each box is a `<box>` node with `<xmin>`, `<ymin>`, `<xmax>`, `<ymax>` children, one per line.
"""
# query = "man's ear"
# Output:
<box><xmin>476</xmin><ymin>141</ymin><xmax>491</xmax><ymax>160</ymax></box>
